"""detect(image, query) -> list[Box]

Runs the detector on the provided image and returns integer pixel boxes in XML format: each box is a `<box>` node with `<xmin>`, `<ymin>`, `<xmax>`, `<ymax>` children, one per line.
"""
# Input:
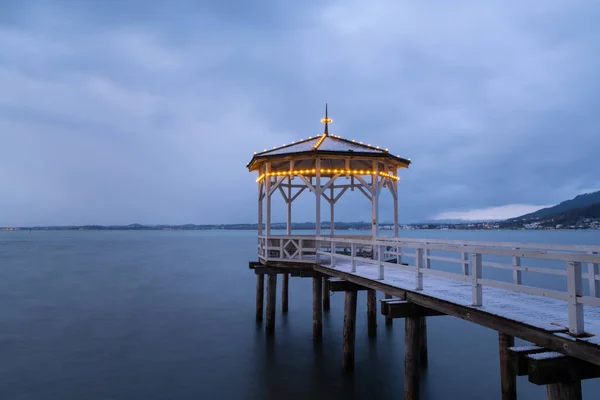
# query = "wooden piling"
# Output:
<box><xmin>405</xmin><ymin>316</ymin><xmax>422</xmax><ymax>400</ymax></box>
<box><xmin>256</xmin><ymin>274</ymin><xmax>264</xmax><ymax>322</ymax></box>
<box><xmin>419</xmin><ymin>317</ymin><xmax>428</xmax><ymax>367</ymax></box>
<box><xmin>367</xmin><ymin>289</ymin><xmax>377</xmax><ymax>337</ymax></box>
<box><xmin>282</xmin><ymin>273</ymin><xmax>289</xmax><ymax>313</ymax></box>
<box><xmin>323</xmin><ymin>277</ymin><xmax>330</xmax><ymax>311</ymax></box>
<box><xmin>384</xmin><ymin>293</ymin><xmax>393</xmax><ymax>325</ymax></box>
<box><xmin>266</xmin><ymin>274</ymin><xmax>277</xmax><ymax>335</ymax></box>
<box><xmin>313</xmin><ymin>276</ymin><xmax>323</xmax><ymax>341</ymax></box>
<box><xmin>546</xmin><ymin>382</ymin><xmax>582</xmax><ymax>400</ymax></box>
<box><xmin>342</xmin><ymin>290</ymin><xmax>358</xmax><ymax>372</ymax></box>
<box><xmin>498</xmin><ymin>332</ymin><xmax>516</xmax><ymax>400</ymax></box>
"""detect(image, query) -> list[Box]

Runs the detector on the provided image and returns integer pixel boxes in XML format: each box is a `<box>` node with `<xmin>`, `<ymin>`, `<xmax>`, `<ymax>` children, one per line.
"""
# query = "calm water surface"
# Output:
<box><xmin>1</xmin><ymin>229</ymin><xmax>599</xmax><ymax>399</ymax></box>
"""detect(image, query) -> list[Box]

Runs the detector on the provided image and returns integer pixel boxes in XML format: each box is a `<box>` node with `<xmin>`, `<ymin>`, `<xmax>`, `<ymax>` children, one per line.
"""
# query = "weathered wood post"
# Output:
<box><xmin>384</xmin><ymin>293</ymin><xmax>393</xmax><ymax>325</ymax></box>
<box><xmin>313</xmin><ymin>276</ymin><xmax>323</xmax><ymax>341</ymax></box>
<box><xmin>266</xmin><ymin>273</ymin><xmax>277</xmax><ymax>335</ymax></box>
<box><xmin>343</xmin><ymin>290</ymin><xmax>358</xmax><ymax>372</ymax></box>
<box><xmin>282</xmin><ymin>273</ymin><xmax>289</xmax><ymax>313</ymax></box>
<box><xmin>498</xmin><ymin>332</ymin><xmax>516</xmax><ymax>400</ymax></box>
<box><xmin>546</xmin><ymin>382</ymin><xmax>582</xmax><ymax>400</ymax></box>
<box><xmin>405</xmin><ymin>316</ymin><xmax>422</xmax><ymax>400</ymax></box>
<box><xmin>367</xmin><ymin>289</ymin><xmax>377</xmax><ymax>337</ymax></box>
<box><xmin>256</xmin><ymin>273</ymin><xmax>264</xmax><ymax>322</ymax></box>
<box><xmin>323</xmin><ymin>277</ymin><xmax>330</xmax><ymax>311</ymax></box>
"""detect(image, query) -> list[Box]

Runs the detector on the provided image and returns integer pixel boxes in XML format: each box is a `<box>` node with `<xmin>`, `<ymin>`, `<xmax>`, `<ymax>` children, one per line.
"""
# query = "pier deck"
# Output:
<box><xmin>255</xmin><ymin>234</ymin><xmax>600</xmax><ymax>366</ymax></box>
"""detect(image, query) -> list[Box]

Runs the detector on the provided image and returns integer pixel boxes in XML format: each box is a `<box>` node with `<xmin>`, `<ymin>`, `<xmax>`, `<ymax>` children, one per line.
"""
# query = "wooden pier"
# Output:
<box><xmin>246</xmin><ymin>106</ymin><xmax>600</xmax><ymax>399</ymax></box>
<box><xmin>251</xmin><ymin>236</ymin><xmax>600</xmax><ymax>399</ymax></box>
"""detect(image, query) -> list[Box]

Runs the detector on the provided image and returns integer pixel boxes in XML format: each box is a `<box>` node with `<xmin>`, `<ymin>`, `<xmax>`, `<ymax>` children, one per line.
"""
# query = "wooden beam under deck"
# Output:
<box><xmin>526</xmin><ymin>352</ymin><xmax>600</xmax><ymax>385</ymax></box>
<box><xmin>312</xmin><ymin>265</ymin><xmax>600</xmax><ymax>367</ymax></box>
<box><xmin>380</xmin><ymin>299</ymin><xmax>446</xmax><ymax>319</ymax></box>
<box><xmin>328</xmin><ymin>278</ymin><xmax>369</xmax><ymax>292</ymax></box>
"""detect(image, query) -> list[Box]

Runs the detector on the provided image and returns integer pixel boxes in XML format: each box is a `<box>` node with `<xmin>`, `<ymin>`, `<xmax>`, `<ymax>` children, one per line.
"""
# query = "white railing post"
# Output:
<box><xmin>472</xmin><ymin>253</ymin><xmax>482</xmax><ymax>306</ymax></box>
<box><xmin>351</xmin><ymin>242</ymin><xmax>356</xmax><ymax>273</ymax></box>
<box><xmin>589</xmin><ymin>251</ymin><xmax>599</xmax><ymax>298</ymax></box>
<box><xmin>462</xmin><ymin>251</ymin><xmax>469</xmax><ymax>276</ymax></box>
<box><xmin>425</xmin><ymin>247</ymin><xmax>431</xmax><ymax>269</ymax></box>
<box><xmin>331</xmin><ymin>240</ymin><xmax>336</xmax><ymax>267</ymax></box>
<box><xmin>265</xmin><ymin>238</ymin><xmax>269</xmax><ymax>262</ymax></box>
<box><xmin>299</xmin><ymin>239</ymin><xmax>303</xmax><ymax>260</ymax></box>
<box><xmin>280</xmin><ymin>239</ymin><xmax>284</xmax><ymax>259</ymax></box>
<box><xmin>378</xmin><ymin>244</ymin><xmax>384</xmax><ymax>279</ymax></box>
<box><xmin>416</xmin><ymin>248</ymin><xmax>423</xmax><ymax>290</ymax></box>
<box><xmin>567</xmin><ymin>261</ymin><xmax>584</xmax><ymax>336</ymax></box>
<box><xmin>513</xmin><ymin>248</ymin><xmax>522</xmax><ymax>284</ymax></box>
<box><xmin>397</xmin><ymin>245</ymin><xmax>402</xmax><ymax>265</ymax></box>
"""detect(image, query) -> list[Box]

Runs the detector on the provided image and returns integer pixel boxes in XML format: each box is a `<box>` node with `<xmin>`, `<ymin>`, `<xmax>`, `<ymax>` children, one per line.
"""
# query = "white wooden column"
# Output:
<box><xmin>315</xmin><ymin>159</ymin><xmax>321</xmax><ymax>262</ymax></box>
<box><xmin>286</xmin><ymin>161</ymin><xmax>293</xmax><ymax>235</ymax></box>
<box><xmin>371</xmin><ymin>161</ymin><xmax>379</xmax><ymax>240</ymax></box>
<box><xmin>265</xmin><ymin>163</ymin><xmax>272</xmax><ymax>260</ymax></box>
<box><xmin>330</xmin><ymin>186</ymin><xmax>334</xmax><ymax>236</ymax></box>
<box><xmin>393</xmin><ymin>179</ymin><xmax>399</xmax><ymax>237</ymax></box>
<box><xmin>258</xmin><ymin>165</ymin><xmax>263</xmax><ymax>237</ymax></box>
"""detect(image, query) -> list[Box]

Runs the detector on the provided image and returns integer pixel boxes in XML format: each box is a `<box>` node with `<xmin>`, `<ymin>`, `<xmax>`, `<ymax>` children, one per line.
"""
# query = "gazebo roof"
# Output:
<box><xmin>247</xmin><ymin>106</ymin><xmax>411</xmax><ymax>171</ymax></box>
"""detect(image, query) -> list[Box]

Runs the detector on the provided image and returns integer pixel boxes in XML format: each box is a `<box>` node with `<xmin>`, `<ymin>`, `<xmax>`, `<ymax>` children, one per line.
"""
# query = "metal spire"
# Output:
<box><xmin>320</xmin><ymin>103</ymin><xmax>332</xmax><ymax>136</ymax></box>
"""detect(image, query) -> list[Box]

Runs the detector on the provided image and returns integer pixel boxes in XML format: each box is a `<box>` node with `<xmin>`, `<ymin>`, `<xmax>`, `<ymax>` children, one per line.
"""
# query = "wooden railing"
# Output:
<box><xmin>258</xmin><ymin>234</ymin><xmax>600</xmax><ymax>336</ymax></box>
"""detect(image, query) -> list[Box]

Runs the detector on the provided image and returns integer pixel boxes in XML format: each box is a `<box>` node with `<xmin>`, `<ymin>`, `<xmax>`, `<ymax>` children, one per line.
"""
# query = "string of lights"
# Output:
<box><xmin>256</xmin><ymin>169</ymin><xmax>399</xmax><ymax>182</ymax></box>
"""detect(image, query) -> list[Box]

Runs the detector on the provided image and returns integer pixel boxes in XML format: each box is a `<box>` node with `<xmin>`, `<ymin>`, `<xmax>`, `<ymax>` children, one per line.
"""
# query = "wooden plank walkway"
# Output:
<box><xmin>257</xmin><ymin>234</ymin><xmax>600</xmax><ymax>366</ymax></box>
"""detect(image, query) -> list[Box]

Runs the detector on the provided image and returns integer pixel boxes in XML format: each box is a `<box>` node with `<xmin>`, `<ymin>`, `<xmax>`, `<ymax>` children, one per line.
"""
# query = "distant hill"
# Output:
<box><xmin>501</xmin><ymin>190</ymin><xmax>600</xmax><ymax>229</ymax></box>
<box><xmin>512</xmin><ymin>190</ymin><xmax>600</xmax><ymax>221</ymax></box>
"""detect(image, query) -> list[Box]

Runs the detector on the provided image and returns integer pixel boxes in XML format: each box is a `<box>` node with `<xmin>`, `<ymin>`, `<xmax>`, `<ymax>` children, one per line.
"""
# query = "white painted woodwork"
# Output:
<box><xmin>472</xmin><ymin>253</ymin><xmax>483</xmax><ymax>306</ymax></box>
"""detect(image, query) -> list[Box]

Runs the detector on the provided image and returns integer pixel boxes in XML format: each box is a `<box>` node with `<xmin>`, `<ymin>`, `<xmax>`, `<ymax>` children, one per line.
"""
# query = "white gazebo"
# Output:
<box><xmin>247</xmin><ymin>105</ymin><xmax>411</xmax><ymax>263</ymax></box>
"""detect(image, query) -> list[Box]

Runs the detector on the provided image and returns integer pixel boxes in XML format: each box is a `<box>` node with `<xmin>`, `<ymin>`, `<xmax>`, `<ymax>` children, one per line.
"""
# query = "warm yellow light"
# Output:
<box><xmin>320</xmin><ymin>117</ymin><xmax>333</xmax><ymax>124</ymax></box>
<box><xmin>312</xmin><ymin>169</ymin><xmax>316</xmax><ymax>173</ymax></box>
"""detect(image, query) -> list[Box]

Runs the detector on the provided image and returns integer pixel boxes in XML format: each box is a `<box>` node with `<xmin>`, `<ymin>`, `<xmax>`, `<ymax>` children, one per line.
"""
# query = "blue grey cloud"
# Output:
<box><xmin>1</xmin><ymin>1</ymin><xmax>599</xmax><ymax>226</ymax></box>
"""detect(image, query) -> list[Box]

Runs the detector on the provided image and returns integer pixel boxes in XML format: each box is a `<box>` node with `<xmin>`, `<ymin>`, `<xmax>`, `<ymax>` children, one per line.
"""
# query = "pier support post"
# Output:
<box><xmin>256</xmin><ymin>274</ymin><xmax>264</xmax><ymax>322</ymax></box>
<box><xmin>266</xmin><ymin>274</ymin><xmax>277</xmax><ymax>335</ymax></box>
<box><xmin>323</xmin><ymin>277</ymin><xmax>330</xmax><ymax>311</ymax></box>
<box><xmin>384</xmin><ymin>293</ymin><xmax>393</xmax><ymax>325</ymax></box>
<box><xmin>313</xmin><ymin>276</ymin><xmax>323</xmax><ymax>341</ymax></box>
<box><xmin>419</xmin><ymin>317</ymin><xmax>428</xmax><ymax>368</ymax></box>
<box><xmin>342</xmin><ymin>290</ymin><xmax>358</xmax><ymax>372</ymax></box>
<box><xmin>405</xmin><ymin>316</ymin><xmax>422</xmax><ymax>400</ymax></box>
<box><xmin>546</xmin><ymin>382</ymin><xmax>582</xmax><ymax>400</ymax></box>
<box><xmin>282</xmin><ymin>273</ymin><xmax>289</xmax><ymax>313</ymax></box>
<box><xmin>367</xmin><ymin>289</ymin><xmax>377</xmax><ymax>337</ymax></box>
<box><xmin>498</xmin><ymin>332</ymin><xmax>516</xmax><ymax>400</ymax></box>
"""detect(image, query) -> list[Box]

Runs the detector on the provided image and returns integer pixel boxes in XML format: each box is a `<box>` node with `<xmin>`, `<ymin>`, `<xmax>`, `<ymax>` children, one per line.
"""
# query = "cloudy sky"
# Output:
<box><xmin>1</xmin><ymin>1</ymin><xmax>599</xmax><ymax>226</ymax></box>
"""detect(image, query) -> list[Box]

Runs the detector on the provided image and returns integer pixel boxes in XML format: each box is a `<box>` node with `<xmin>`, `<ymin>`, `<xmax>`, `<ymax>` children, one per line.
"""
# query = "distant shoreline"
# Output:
<box><xmin>1</xmin><ymin>223</ymin><xmax>598</xmax><ymax>231</ymax></box>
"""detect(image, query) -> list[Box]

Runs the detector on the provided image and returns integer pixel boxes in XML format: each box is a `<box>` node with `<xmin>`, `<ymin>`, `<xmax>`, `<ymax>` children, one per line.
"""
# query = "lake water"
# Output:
<box><xmin>1</xmin><ymin>229</ymin><xmax>599</xmax><ymax>399</ymax></box>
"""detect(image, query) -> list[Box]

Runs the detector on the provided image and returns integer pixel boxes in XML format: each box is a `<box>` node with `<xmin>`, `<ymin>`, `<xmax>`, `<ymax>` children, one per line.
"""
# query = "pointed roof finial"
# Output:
<box><xmin>320</xmin><ymin>103</ymin><xmax>332</xmax><ymax>136</ymax></box>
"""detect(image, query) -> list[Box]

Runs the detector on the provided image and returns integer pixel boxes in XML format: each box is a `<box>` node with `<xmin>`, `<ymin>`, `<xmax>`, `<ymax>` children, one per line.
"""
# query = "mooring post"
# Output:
<box><xmin>384</xmin><ymin>293</ymin><xmax>393</xmax><ymax>325</ymax></box>
<box><xmin>282</xmin><ymin>273</ymin><xmax>289</xmax><ymax>313</ymax></box>
<box><xmin>342</xmin><ymin>290</ymin><xmax>358</xmax><ymax>372</ymax></box>
<box><xmin>367</xmin><ymin>289</ymin><xmax>377</xmax><ymax>337</ymax></box>
<box><xmin>322</xmin><ymin>277</ymin><xmax>330</xmax><ymax>311</ymax></box>
<box><xmin>313</xmin><ymin>276</ymin><xmax>323</xmax><ymax>341</ymax></box>
<box><xmin>419</xmin><ymin>317</ymin><xmax>428</xmax><ymax>368</ymax></box>
<box><xmin>546</xmin><ymin>382</ymin><xmax>582</xmax><ymax>400</ymax></box>
<box><xmin>498</xmin><ymin>332</ymin><xmax>516</xmax><ymax>400</ymax></box>
<box><xmin>266</xmin><ymin>274</ymin><xmax>277</xmax><ymax>335</ymax></box>
<box><xmin>405</xmin><ymin>316</ymin><xmax>422</xmax><ymax>400</ymax></box>
<box><xmin>256</xmin><ymin>274</ymin><xmax>264</xmax><ymax>322</ymax></box>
